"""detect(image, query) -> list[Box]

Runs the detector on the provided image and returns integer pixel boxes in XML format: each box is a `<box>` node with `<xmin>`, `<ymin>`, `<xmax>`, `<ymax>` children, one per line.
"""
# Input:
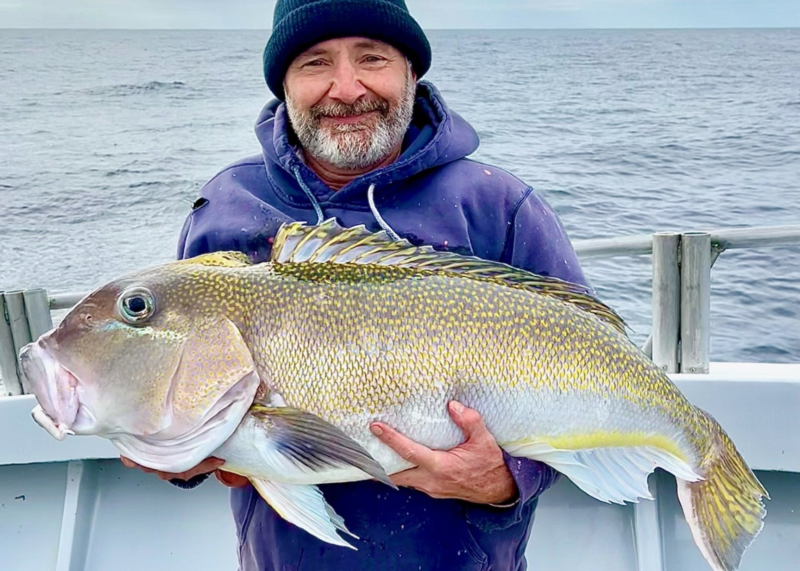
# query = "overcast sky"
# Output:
<box><xmin>1</xmin><ymin>0</ymin><xmax>797</xmax><ymax>29</ymax></box>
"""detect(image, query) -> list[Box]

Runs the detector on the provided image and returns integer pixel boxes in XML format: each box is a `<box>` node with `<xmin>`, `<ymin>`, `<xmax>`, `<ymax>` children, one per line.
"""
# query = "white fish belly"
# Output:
<box><xmin>214</xmin><ymin>382</ymin><xmax>696</xmax><ymax>487</ymax></box>
<box><xmin>355</xmin><ymin>383</ymin><xmax>698</xmax><ymax>475</ymax></box>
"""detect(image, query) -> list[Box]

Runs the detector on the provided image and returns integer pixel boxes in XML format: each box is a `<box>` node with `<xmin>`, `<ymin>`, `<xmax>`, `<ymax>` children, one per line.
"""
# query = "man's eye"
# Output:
<box><xmin>304</xmin><ymin>59</ymin><xmax>325</xmax><ymax>67</ymax></box>
<box><xmin>363</xmin><ymin>55</ymin><xmax>384</xmax><ymax>63</ymax></box>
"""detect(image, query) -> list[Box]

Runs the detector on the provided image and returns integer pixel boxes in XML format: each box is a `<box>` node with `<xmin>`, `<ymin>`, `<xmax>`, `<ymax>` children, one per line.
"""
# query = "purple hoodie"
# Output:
<box><xmin>177</xmin><ymin>82</ymin><xmax>590</xmax><ymax>571</ymax></box>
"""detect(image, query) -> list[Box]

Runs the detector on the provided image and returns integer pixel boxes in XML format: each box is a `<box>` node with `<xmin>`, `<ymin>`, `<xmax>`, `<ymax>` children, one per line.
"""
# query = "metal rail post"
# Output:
<box><xmin>0</xmin><ymin>294</ymin><xmax>24</xmax><ymax>395</ymax></box>
<box><xmin>24</xmin><ymin>288</ymin><xmax>54</xmax><ymax>340</ymax></box>
<box><xmin>2</xmin><ymin>291</ymin><xmax>35</xmax><ymax>394</ymax></box>
<box><xmin>651</xmin><ymin>233</ymin><xmax>681</xmax><ymax>373</ymax></box>
<box><xmin>4</xmin><ymin>291</ymin><xmax>33</xmax><ymax>357</ymax></box>
<box><xmin>0</xmin><ymin>289</ymin><xmax>51</xmax><ymax>395</ymax></box>
<box><xmin>680</xmin><ymin>232</ymin><xmax>711</xmax><ymax>373</ymax></box>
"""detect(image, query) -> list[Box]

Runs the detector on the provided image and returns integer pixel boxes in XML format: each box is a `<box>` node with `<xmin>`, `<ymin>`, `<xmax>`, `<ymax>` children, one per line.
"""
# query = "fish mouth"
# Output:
<box><xmin>20</xmin><ymin>341</ymin><xmax>84</xmax><ymax>440</ymax></box>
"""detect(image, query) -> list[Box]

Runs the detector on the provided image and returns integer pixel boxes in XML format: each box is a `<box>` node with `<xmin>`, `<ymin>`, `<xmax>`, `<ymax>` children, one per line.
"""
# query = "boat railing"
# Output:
<box><xmin>2</xmin><ymin>224</ymin><xmax>799</xmax><ymax>395</ymax></box>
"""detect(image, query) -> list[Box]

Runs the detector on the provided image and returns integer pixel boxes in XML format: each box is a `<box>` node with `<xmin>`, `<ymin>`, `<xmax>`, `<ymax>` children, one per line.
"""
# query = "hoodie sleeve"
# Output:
<box><xmin>465</xmin><ymin>187</ymin><xmax>591</xmax><ymax>531</ymax></box>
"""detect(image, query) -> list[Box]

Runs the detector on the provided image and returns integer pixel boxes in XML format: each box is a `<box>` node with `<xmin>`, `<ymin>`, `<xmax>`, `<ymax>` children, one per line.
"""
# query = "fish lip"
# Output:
<box><xmin>31</xmin><ymin>404</ymin><xmax>74</xmax><ymax>441</ymax></box>
<box><xmin>21</xmin><ymin>341</ymin><xmax>82</xmax><ymax>438</ymax></box>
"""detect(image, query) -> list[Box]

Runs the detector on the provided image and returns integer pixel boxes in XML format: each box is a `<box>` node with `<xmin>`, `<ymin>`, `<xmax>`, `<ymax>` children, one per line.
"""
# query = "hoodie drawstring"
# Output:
<box><xmin>291</xmin><ymin>166</ymin><xmax>401</xmax><ymax>243</ymax></box>
<box><xmin>367</xmin><ymin>184</ymin><xmax>401</xmax><ymax>242</ymax></box>
<box><xmin>292</xmin><ymin>165</ymin><xmax>325</xmax><ymax>225</ymax></box>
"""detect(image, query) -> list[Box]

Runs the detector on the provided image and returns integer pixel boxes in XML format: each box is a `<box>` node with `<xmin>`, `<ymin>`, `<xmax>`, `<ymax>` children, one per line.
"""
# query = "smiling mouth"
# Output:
<box><xmin>322</xmin><ymin>111</ymin><xmax>378</xmax><ymax>125</ymax></box>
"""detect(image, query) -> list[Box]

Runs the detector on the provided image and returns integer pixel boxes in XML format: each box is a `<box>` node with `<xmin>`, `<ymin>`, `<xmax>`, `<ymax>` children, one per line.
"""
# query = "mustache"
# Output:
<box><xmin>309</xmin><ymin>98</ymin><xmax>390</xmax><ymax>121</ymax></box>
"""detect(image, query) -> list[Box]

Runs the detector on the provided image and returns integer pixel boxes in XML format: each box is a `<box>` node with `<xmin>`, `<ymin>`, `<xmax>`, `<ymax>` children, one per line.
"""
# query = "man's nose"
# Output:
<box><xmin>327</xmin><ymin>61</ymin><xmax>368</xmax><ymax>104</ymax></box>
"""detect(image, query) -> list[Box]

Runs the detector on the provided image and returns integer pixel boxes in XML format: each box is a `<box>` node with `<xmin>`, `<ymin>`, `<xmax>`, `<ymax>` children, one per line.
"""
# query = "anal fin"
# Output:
<box><xmin>250</xmin><ymin>478</ymin><xmax>358</xmax><ymax>549</ymax></box>
<box><xmin>505</xmin><ymin>439</ymin><xmax>702</xmax><ymax>505</ymax></box>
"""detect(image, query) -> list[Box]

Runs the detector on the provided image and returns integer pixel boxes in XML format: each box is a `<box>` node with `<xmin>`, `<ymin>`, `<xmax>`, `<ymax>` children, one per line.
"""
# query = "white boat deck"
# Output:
<box><xmin>1</xmin><ymin>362</ymin><xmax>797</xmax><ymax>571</ymax></box>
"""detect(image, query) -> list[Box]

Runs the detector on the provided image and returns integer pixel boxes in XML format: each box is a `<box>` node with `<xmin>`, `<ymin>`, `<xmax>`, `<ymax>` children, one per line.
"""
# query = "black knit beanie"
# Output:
<box><xmin>263</xmin><ymin>0</ymin><xmax>431</xmax><ymax>99</ymax></box>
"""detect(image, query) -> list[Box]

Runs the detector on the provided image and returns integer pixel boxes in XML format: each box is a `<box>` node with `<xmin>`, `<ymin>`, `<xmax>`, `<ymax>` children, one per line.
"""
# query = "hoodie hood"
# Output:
<box><xmin>254</xmin><ymin>81</ymin><xmax>480</xmax><ymax>205</ymax></box>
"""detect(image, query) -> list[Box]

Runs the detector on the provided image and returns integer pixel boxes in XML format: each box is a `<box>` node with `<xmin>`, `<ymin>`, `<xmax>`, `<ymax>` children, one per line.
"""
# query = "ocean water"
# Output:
<box><xmin>0</xmin><ymin>28</ymin><xmax>798</xmax><ymax>368</ymax></box>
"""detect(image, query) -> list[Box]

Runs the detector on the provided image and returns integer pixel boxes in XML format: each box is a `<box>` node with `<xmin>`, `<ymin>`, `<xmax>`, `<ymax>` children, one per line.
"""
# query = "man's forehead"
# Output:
<box><xmin>297</xmin><ymin>37</ymin><xmax>395</xmax><ymax>58</ymax></box>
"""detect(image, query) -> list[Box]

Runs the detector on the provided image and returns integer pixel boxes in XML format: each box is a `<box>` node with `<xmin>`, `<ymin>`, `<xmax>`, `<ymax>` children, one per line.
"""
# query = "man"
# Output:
<box><xmin>124</xmin><ymin>0</ymin><xmax>591</xmax><ymax>569</ymax></box>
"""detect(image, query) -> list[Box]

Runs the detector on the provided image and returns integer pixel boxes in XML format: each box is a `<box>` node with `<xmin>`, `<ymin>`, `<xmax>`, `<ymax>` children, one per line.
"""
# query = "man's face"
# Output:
<box><xmin>284</xmin><ymin>37</ymin><xmax>417</xmax><ymax>171</ymax></box>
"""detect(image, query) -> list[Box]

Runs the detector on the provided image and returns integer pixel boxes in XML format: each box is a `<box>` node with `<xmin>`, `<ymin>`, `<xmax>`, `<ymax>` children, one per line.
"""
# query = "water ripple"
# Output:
<box><xmin>0</xmin><ymin>28</ymin><xmax>798</xmax><ymax>363</ymax></box>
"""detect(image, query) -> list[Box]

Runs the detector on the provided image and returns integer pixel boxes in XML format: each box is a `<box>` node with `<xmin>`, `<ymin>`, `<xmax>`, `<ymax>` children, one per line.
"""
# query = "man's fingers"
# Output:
<box><xmin>120</xmin><ymin>455</ymin><xmax>156</xmax><ymax>474</ymax></box>
<box><xmin>170</xmin><ymin>458</ymin><xmax>226</xmax><ymax>480</ymax></box>
<box><xmin>194</xmin><ymin>457</ymin><xmax>226</xmax><ymax>473</ymax></box>
<box><xmin>215</xmin><ymin>470</ymin><xmax>251</xmax><ymax>488</ymax></box>
<box><xmin>391</xmin><ymin>468</ymin><xmax>456</xmax><ymax>499</ymax></box>
<box><xmin>119</xmin><ymin>455</ymin><xmax>225</xmax><ymax>481</ymax></box>
<box><xmin>388</xmin><ymin>467</ymin><xmax>423</xmax><ymax>488</ymax></box>
<box><xmin>370</xmin><ymin>422</ymin><xmax>438</xmax><ymax>468</ymax></box>
<box><xmin>448</xmin><ymin>401</ymin><xmax>492</xmax><ymax>443</ymax></box>
<box><xmin>390</xmin><ymin>468</ymin><xmax>441</xmax><ymax>495</ymax></box>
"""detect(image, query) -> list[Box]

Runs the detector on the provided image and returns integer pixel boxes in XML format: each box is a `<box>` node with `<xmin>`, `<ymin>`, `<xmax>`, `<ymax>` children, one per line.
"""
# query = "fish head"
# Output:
<box><xmin>21</xmin><ymin>261</ymin><xmax>260</xmax><ymax>470</ymax></box>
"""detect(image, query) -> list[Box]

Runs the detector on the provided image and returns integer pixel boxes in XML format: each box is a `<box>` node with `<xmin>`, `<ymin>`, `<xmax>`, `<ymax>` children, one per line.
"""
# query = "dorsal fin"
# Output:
<box><xmin>272</xmin><ymin>219</ymin><xmax>627</xmax><ymax>334</ymax></box>
<box><xmin>178</xmin><ymin>251</ymin><xmax>252</xmax><ymax>268</ymax></box>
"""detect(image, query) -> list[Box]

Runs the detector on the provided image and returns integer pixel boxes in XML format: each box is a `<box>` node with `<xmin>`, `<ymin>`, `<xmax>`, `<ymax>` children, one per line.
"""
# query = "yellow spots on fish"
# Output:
<box><xmin>71</xmin><ymin>234</ymin><xmax>765</xmax><ymax>568</ymax></box>
<box><xmin>235</xmin><ymin>262</ymin><xmax>608</xmax><ymax>418</ymax></box>
<box><xmin>137</xmin><ymin>254</ymin><xmax>703</xmax><ymax>463</ymax></box>
<box><xmin>123</xmin><ymin>325</ymin><xmax>187</xmax><ymax>344</ymax></box>
<box><xmin>174</xmin><ymin>251</ymin><xmax>252</xmax><ymax>268</ymax></box>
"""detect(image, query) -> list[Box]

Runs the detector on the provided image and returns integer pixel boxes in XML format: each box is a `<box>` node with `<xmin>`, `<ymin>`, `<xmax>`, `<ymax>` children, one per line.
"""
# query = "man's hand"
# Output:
<box><xmin>369</xmin><ymin>401</ymin><xmax>518</xmax><ymax>505</ymax></box>
<box><xmin>120</xmin><ymin>456</ymin><xmax>250</xmax><ymax>488</ymax></box>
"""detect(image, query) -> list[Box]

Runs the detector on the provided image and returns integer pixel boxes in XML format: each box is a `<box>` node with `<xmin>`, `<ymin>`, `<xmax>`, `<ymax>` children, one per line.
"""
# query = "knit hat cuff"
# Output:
<box><xmin>264</xmin><ymin>0</ymin><xmax>431</xmax><ymax>99</ymax></box>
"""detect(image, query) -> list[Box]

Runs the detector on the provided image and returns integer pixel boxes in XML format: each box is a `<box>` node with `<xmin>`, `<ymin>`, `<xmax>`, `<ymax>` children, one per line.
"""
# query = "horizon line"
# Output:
<box><xmin>1</xmin><ymin>25</ymin><xmax>798</xmax><ymax>31</ymax></box>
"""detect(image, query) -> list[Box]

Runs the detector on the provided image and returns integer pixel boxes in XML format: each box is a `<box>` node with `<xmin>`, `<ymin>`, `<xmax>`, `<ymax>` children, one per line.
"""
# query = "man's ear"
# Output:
<box><xmin>407</xmin><ymin>57</ymin><xmax>417</xmax><ymax>83</ymax></box>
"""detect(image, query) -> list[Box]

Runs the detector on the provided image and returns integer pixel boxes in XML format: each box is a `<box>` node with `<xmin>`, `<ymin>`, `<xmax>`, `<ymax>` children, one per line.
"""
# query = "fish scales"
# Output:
<box><xmin>185</xmin><ymin>261</ymin><xmax>699</xmax><ymax>467</ymax></box>
<box><xmin>154</xmin><ymin>258</ymin><xmax>701</xmax><ymax>465</ymax></box>
<box><xmin>20</xmin><ymin>219</ymin><xmax>767</xmax><ymax>569</ymax></box>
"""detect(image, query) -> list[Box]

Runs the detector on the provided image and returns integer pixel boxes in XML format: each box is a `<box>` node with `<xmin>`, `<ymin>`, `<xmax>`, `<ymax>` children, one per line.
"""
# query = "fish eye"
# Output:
<box><xmin>118</xmin><ymin>287</ymin><xmax>155</xmax><ymax>324</ymax></box>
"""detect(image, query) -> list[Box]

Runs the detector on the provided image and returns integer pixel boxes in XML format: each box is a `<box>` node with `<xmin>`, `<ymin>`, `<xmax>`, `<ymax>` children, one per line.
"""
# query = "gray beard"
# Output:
<box><xmin>286</xmin><ymin>76</ymin><xmax>417</xmax><ymax>171</ymax></box>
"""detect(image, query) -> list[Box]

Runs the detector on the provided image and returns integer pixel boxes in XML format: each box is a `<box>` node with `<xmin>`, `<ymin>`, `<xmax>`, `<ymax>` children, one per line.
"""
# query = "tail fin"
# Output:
<box><xmin>676</xmin><ymin>417</ymin><xmax>769</xmax><ymax>571</ymax></box>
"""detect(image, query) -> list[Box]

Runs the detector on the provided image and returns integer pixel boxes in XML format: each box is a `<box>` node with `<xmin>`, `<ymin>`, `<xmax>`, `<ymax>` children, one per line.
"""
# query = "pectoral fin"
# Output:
<box><xmin>250</xmin><ymin>478</ymin><xmax>357</xmax><ymax>549</ymax></box>
<box><xmin>250</xmin><ymin>404</ymin><xmax>396</xmax><ymax>488</ymax></box>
